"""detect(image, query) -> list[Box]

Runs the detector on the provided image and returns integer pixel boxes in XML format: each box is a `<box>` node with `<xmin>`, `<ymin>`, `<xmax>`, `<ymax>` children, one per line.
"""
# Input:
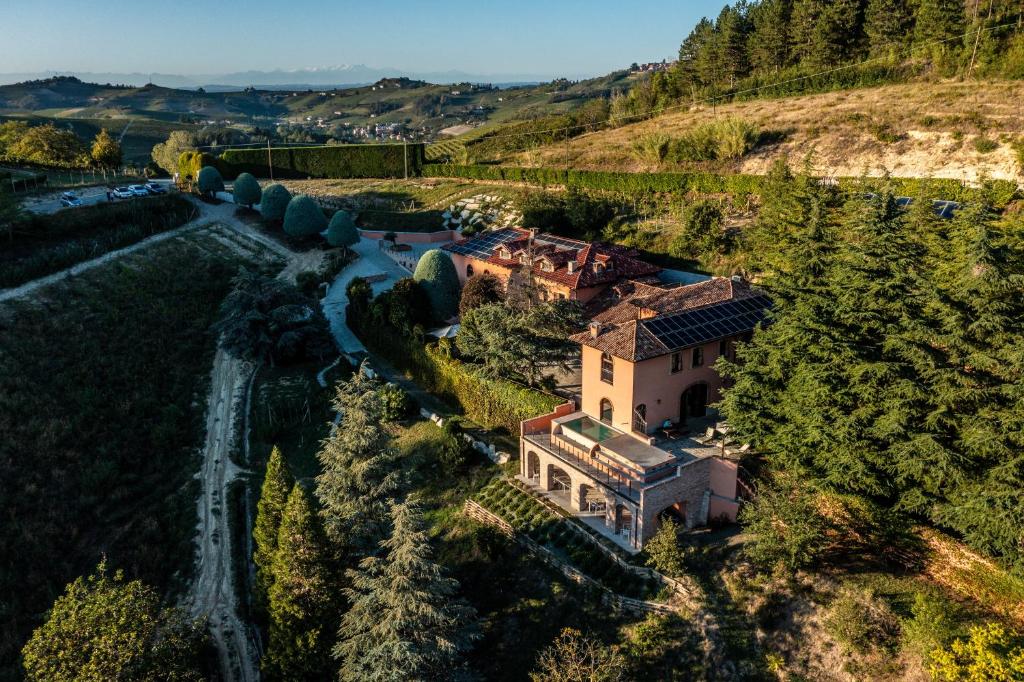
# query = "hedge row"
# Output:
<box><xmin>420</xmin><ymin>163</ymin><xmax>1017</xmax><ymax>204</ymax></box>
<box><xmin>221</xmin><ymin>144</ymin><xmax>426</xmax><ymax>180</ymax></box>
<box><xmin>178</xmin><ymin>151</ymin><xmax>236</xmax><ymax>182</ymax></box>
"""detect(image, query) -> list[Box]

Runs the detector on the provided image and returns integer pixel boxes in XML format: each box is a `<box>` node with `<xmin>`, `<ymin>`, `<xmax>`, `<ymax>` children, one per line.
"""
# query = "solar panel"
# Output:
<box><xmin>444</xmin><ymin>228</ymin><xmax>522</xmax><ymax>259</ymax></box>
<box><xmin>644</xmin><ymin>295</ymin><xmax>772</xmax><ymax>351</ymax></box>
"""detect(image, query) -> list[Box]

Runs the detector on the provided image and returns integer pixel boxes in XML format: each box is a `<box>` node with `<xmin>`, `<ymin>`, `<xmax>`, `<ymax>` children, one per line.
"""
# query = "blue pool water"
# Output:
<box><xmin>562</xmin><ymin>416</ymin><xmax>616</xmax><ymax>442</ymax></box>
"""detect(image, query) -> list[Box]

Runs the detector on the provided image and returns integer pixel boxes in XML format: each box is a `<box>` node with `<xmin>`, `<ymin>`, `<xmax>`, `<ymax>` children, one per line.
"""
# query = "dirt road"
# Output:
<box><xmin>181</xmin><ymin>348</ymin><xmax>260</xmax><ymax>682</ymax></box>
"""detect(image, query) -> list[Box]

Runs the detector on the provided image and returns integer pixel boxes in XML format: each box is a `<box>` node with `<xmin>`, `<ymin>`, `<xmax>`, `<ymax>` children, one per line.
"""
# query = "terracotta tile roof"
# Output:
<box><xmin>443</xmin><ymin>228</ymin><xmax>660</xmax><ymax>290</ymax></box>
<box><xmin>572</xmin><ymin>277</ymin><xmax>771</xmax><ymax>362</ymax></box>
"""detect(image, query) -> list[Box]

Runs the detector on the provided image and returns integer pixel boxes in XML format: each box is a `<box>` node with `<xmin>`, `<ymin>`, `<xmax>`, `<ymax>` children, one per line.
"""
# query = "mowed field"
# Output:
<box><xmin>514</xmin><ymin>79</ymin><xmax>1024</xmax><ymax>182</ymax></box>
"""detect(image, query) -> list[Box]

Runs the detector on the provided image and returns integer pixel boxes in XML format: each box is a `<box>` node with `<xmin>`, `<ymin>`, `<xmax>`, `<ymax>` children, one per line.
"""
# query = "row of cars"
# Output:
<box><xmin>59</xmin><ymin>183</ymin><xmax>166</xmax><ymax>208</ymax></box>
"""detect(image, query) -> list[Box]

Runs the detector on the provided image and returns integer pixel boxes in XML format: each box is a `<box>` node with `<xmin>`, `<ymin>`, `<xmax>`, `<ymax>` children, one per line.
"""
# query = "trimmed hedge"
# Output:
<box><xmin>220</xmin><ymin>143</ymin><xmax>426</xmax><ymax>179</ymax></box>
<box><xmin>197</xmin><ymin>166</ymin><xmax>225</xmax><ymax>196</ymax></box>
<box><xmin>178</xmin><ymin>151</ymin><xmax>236</xmax><ymax>182</ymax></box>
<box><xmin>260</xmin><ymin>183</ymin><xmax>292</xmax><ymax>222</ymax></box>
<box><xmin>283</xmin><ymin>195</ymin><xmax>327</xmax><ymax>238</ymax></box>
<box><xmin>421</xmin><ymin>164</ymin><xmax>1016</xmax><ymax>204</ymax></box>
<box><xmin>232</xmin><ymin>172</ymin><xmax>262</xmax><ymax>208</ymax></box>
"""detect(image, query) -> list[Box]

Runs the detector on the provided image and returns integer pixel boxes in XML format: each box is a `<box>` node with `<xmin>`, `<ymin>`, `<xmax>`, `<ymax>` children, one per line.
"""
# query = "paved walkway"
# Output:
<box><xmin>321</xmin><ymin>238</ymin><xmax>412</xmax><ymax>355</ymax></box>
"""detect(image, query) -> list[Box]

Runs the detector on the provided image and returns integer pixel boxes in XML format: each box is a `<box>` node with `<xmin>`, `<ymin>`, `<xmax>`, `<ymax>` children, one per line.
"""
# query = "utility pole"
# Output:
<box><xmin>266</xmin><ymin>139</ymin><xmax>274</xmax><ymax>181</ymax></box>
<box><xmin>404</xmin><ymin>141</ymin><xmax>408</xmax><ymax>180</ymax></box>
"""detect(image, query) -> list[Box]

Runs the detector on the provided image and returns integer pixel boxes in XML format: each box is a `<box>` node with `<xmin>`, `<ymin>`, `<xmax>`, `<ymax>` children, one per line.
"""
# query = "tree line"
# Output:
<box><xmin>718</xmin><ymin>160</ymin><xmax>1024</xmax><ymax>577</ymax></box>
<box><xmin>0</xmin><ymin>121</ymin><xmax>121</xmax><ymax>169</ymax></box>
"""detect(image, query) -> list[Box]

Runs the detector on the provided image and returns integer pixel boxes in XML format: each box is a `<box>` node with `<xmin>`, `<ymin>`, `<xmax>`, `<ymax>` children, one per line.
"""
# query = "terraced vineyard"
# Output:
<box><xmin>425</xmin><ymin>139</ymin><xmax>467</xmax><ymax>163</ymax></box>
<box><xmin>473</xmin><ymin>479</ymin><xmax>660</xmax><ymax>600</ymax></box>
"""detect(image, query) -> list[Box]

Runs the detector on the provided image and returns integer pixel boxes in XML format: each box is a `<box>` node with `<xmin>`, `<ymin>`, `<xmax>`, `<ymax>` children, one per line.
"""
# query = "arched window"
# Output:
<box><xmin>600</xmin><ymin>398</ymin><xmax>613</xmax><ymax>425</ymax></box>
<box><xmin>632</xmin><ymin>404</ymin><xmax>647</xmax><ymax>434</ymax></box>
<box><xmin>466</xmin><ymin>263</ymin><xmax>474</xmax><ymax>277</ymax></box>
<box><xmin>600</xmin><ymin>352</ymin><xmax>614</xmax><ymax>384</ymax></box>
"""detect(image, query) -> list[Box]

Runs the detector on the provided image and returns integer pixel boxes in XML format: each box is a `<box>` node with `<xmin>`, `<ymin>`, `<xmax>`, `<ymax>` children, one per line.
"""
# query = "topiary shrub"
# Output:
<box><xmin>260</xmin><ymin>183</ymin><xmax>291</xmax><ymax>223</ymax></box>
<box><xmin>197</xmin><ymin>166</ymin><xmax>224</xmax><ymax>197</ymax></box>
<box><xmin>413</xmin><ymin>249</ymin><xmax>460</xmax><ymax>322</ymax></box>
<box><xmin>232</xmin><ymin>172</ymin><xmax>262</xmax><ymax>208</ymax></box>
<box><xmin>283</xmin><ymin>195</ymin><xmax>327</xmax><ymax>238</ymax></box>
<box><xmin>326</xmin><ymin>210</ymin><xmax>359</xmax><ymax>249</ymax></box>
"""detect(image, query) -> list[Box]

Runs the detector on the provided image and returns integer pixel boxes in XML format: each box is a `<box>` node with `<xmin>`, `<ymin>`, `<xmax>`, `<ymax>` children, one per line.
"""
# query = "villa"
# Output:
<box><xmin>442</xmin><ymin>228</ymin><xmax>661</xmax><ymax>303</ymax></box>
<box><xmin>518</xmin><ymin>275</ymin><xmax>771</xmax><ymax>551</ymax></box>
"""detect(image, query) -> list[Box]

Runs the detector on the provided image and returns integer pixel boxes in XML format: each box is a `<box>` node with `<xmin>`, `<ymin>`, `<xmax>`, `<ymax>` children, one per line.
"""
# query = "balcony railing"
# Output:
<box><xmin>524</xmin><ymin>433</ymin><xmax>643</xmax><ymax>503</ymax></box>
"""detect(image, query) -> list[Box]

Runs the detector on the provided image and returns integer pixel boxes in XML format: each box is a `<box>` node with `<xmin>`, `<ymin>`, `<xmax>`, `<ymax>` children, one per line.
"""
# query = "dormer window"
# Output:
<box><xmin>498</xmin><ymin>247</ymin><xmax>511</xmax><ymax>259</ymax></box>
<box><xmin>519</xmin><ymin>253</ymin><xmax>530</xmax><ymax>264</ymax></box>
<box><xmin>541</xmin><ymin>260</ymin><xmax>554</xmax><ymax>272</ymax></box>
<box><xmin>593</xmin><ymin>263</ymin><xmax>604</xmax><ymax>274</ymax></box>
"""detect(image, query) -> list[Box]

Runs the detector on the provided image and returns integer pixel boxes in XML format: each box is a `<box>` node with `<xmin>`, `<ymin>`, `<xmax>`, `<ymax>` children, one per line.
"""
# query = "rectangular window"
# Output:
<box><xmin>600</xmin><ymin>353</ymin><xmax>614</xmax><ymax>384</ymax></box>
<box><xmin>719</xmin><ymin>339</ymin><xmax>729</xmax><ymax>360</ymax></box>
<box><xmin>692</xmin><ymin>347</ymin><xmax>704</xmax><ymax>368</ymax></box>
<box><xmin>670</xmin><ymin>352</ymin><xmax>683</xmax><ymax>374</ymax></box>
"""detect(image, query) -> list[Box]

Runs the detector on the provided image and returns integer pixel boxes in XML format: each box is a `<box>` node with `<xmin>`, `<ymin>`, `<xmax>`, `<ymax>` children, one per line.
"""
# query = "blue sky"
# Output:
<box><xmin>0</xmin><ymin>0</ymin><xmax>728</xmax><ymax>78</ymax></box>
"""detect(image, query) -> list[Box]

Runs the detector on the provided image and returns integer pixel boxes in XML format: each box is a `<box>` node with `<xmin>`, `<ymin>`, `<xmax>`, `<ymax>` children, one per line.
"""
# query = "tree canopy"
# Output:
<box><xmin>196</xmin><ymin>166</ymin><xmax>224</xmax><ymax>197</ymax></box>
<box><xmin>260</xmin><ymin>183</ymin><xmax>292</xmax><ymax>223</ymax></box>
<box><xmin>326</xmin><ymin>210</ymin><xmax>359</xmax><ymax>249</ymax></box>
<box><xmin>284</xmin><ymin>195</ymin><xmax>328</xmax><ymax>238</ymax></box>
<box><xmin>232</xmin><ymin>172</ymin><xmax>262</xmax><ymax>208</ymax></box>
<box><xmin>458</xmin><ymin>273</ymin><xmax>503</xmax><ymax>315</ymax></box>
<box><xmin>90</xmin><ymin>129</ymin><xmax>122</xmax><ymax>169</ymax></box>
<box><xmin>253</xmin><ymin>445</ymin><xmax>295</xmax><ymax>619</ymax></box>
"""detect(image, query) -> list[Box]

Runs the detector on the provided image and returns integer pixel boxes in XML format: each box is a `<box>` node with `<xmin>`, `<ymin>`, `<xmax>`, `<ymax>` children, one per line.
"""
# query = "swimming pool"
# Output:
<box><xmin>561</xmin><ymin>416</ymin><xmax>617</xmax><ymax>443</ymax></box>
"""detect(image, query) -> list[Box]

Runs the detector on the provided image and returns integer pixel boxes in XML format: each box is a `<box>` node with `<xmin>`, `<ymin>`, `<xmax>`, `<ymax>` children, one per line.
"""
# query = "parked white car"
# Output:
<box><xmin>60</xmin><ymin>191</ymin><xmax>83</xmax><ymax>208</ymax></box>
<box><xmin>144</xmin><ymin>182</ymin><xmax>166</xmax><ymax>194</ymax></box>
<box><xmin>128</xmin><ymin>184</ymin><xmax>150</xmax><ymax>197</ymax></box>
<box><xmin>113</xmin><ymin>187</ymin><xmax>134</xmax><ymax>199</ymax></box>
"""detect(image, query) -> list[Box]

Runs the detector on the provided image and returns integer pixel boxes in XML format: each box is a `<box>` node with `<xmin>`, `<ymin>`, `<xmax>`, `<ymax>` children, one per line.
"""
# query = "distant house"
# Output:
<box><xmin>442</xmin><ymin>228</ymin><xmax>661</xmax><ymax>303</ymax></box>
<box><xmin>518</xmin><ymin>275</ymin><xmax>771</xmax><ymax>551</ymax></box>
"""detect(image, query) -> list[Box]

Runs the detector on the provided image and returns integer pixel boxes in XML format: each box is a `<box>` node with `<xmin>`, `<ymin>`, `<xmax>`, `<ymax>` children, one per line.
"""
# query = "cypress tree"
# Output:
<box><xmin>253</xmin><ymin>445</ymin><xmax>294</xmax><ymax>619</ymax></box>
<box><xmin>315</xmin><ymin>366</ymin><xmax>401</xmax><ymax>557</ymax></box>
<box><xmin>413</xmin><ymin>249</ymin><xmax>461</xmax><ymax>322</ymax></box>
<box><xmin>335</xmin><ymin>499</ymin><xmax>479</xmax><ymax>681</ymax></box>
<box><xmin>265</xmin><ymin>484</ymin><xmax>336</xmax><ymax>681</ymax></box>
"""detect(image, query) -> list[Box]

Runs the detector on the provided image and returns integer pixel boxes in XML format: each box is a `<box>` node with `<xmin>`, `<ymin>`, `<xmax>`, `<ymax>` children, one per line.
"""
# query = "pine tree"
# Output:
<box><xmin>714</xmin><ymin>3</ymin><xmax>752</xmax><ymax>87</ymax></box>
<box><xmin>264</xmin><ymin>484</ymin><xmax>336</xmax><ymax>681</ymax></box>
<box><xmin>335</xmin><ymin>499</ymin><xmax>479</xmax><ymax>681</ymax></box>
<box><xmin>315</xmin><ymin>366</ymin><xmax>402</xmax><ymax>556</ymax></box>
<box><xmin>915</xmin><ymin>0</ymin><xmax>966</xmax><ymax>46</ymax></box>
<box><xmin>864</xmin><ymin>0</ymin><xmax>912</xmax><ymax>56</ymax></box>
<box><xmin>253</xmin><ymin>445</ymin><xmax>294</xmax><ymax>620</ymax></box>
<box><xmin>679</xmin><ymin>18</ymin><xmax>719</xmax><ymax>89</ymax></box>
<box><xmin>748</xmin><ymin>0</ymin><xmax>793</xmax><ymax>73</ymax></box>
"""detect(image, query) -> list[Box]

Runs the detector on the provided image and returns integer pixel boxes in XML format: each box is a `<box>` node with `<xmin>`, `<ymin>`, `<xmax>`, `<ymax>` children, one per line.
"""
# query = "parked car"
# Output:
<box><xmin>144</xmin><ymin>182</ymin><xmax>166</xmax><ymax>195</ymax></box>
<box><xmin>59</xmin><ymin>191</ymin><xmax>82</xmax><ymax>208</ymax></box>
<box><xmin>113</xmin><ymin>187</ymin><xmax>134</xmax><ymax>199</ymax></box>
<box><xmin>128</xmin><ymin>185</ymin><xmax>150</xmax><ymax>197</ymax></box>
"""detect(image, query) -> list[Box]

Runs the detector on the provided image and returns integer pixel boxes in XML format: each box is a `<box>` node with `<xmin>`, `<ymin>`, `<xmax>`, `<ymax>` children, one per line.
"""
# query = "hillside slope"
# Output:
<box><xmin>514</xmin><ymin>79</ymin><xmax>1024</xmax><ymax>183</ymax></box>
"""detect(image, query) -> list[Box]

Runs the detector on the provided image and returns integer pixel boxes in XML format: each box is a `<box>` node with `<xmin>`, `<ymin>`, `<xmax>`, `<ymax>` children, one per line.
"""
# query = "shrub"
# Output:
<box><xmin>631</xmin><ymin>134</ymin><xmax>671</xmax><ymax>164</ymax></box>
<box><xmin>824</xmin><ymin>586</ymin><xmax>900</xmax><ymax>654</ymax></box>
<box><xmin>326</xmin><ymin>210</ymin><xmax>359</xmax><ymax>248</ymax></box>
<box><xmin>670</xmin><ymin>200</ymin><xmax>730</xmax><ymax>260</ymax></box>
<box><xmin>379</xmin><ymin>382</ymin><xmax>413</xmax><ymax>422</ymax></box>
<box><xmin>712</xmin><ymin>118</ymin><xmax>759</xmax><ymax>159</ymax></box>
<box><xmin>973</xmin><ymin>137</ymin><xmax>999</xmax><ymax>154</ymax></box>
<box><xmin>929</xmin><ymin>623</ymin><xmax>1024</xmax><ymax>680</ymax></box>
<box><xmin>283</xmin><ymin>195</ymin><xmax>327</xmax><ymax>238</ymax></box>
<box><xmin>459</xmin><ymin>273</ymin><xmax>503</xmax><ymax>315</ymax></box>
<box><xmin>196</xmin><ymin>166</ymin><xmax>224</xmax><ymax>197</ymax></box>
<box><xmin>260</xmin><ymin>183</ymin><xmax>292</xmax><ymax>223</ymax></box>
<box><xmin>413</xmin><ymin>249</ymin><xmax>460</xmax><ymax>322</ymax></box>
<box><xmin>220</xmin><ymin>143</ymin><xmax>425</xmax><ymax>179</ymax></box>
<box><xmin>232</xmin><ymin>172</ymin><xmax>262</xmax><ymax>208</ymax></box>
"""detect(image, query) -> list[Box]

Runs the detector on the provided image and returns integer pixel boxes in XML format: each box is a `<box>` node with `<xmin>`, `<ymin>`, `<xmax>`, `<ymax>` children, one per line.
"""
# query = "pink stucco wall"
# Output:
<box><xmin>709</xmin><ymin>458</ymin><xmax>737</xmax><ymax>498</ymax></box>
<box><xmin>580</xmin><ymin>340</ymin><xmax>727</xmax><ymax>434</ymax></box>
<box><xmin>359</xmin><ymin>229</ymin><xmax>457</xmax><ymax>244</ymax></box>
<box><xmin>520</xmin><ymin>401</ymin><xmax>576</xmax><ymax>436</ymax></box>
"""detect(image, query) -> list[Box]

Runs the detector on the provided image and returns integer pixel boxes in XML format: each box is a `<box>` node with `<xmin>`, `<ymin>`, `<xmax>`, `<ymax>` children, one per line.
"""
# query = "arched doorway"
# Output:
<box><xmin>526</xmin><ymin>451</ymin><xmax>541</xmax><ymax>482</ymax></box>
<box><xmin>599</xmin><ymin>398</ymin><xmax>613</xmax><ymax>425</ymax></box>
<box><xmin>547</xmin><ymin>464</ymin><xmax>571</xmax><ymax>492</ymax></box>
<box><xmin>680</xmin><ymin>383</ymin><xmax>708</xmax><ymax>422</ymax></box>
<box><xmin>658</xmin><ymin>502</ymin><xmax>686</xmax><ymax>528</ymax></box>
<box><xmin>615</xmin><ymin>504</ymin><xmax>633</xmax><ymax>537</ymax></box>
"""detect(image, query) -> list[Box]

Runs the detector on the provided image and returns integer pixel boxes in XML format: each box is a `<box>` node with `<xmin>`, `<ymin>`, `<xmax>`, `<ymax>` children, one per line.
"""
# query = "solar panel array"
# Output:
<box><xmin>643</xmin><ymin>295</ymin><xmax>772</xmax><ymax>351</ymax></box>
<box><xmin>536</xmin><ymin>234</ymin><xmax>586</xmax><ymax>250</ymax></box>
<box><xmin>444</xmin><ymin>228</ymin><xmax>522</xmax><ymax>259</ymax></box>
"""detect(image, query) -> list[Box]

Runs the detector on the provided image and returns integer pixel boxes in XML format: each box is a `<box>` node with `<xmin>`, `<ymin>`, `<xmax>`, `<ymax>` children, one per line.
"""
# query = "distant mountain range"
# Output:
<box><xmin>0</xmin><ymin>65</ymin><xmax>585</xmax><ymax>90</ymax></box>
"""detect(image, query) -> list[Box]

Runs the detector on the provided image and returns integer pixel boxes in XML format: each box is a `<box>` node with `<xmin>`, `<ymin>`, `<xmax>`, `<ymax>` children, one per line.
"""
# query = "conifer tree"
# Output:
<box><xmin>713</xmin><ymin>3</ymin><xmax>752</xmax><ymax>87</ymax></box>
<box><xmin>264</xmin><ymin>484</ymin><xmax>336</xmax><ymax>681</ymax></box>
<box><xmin>253</xmin><ymin>445</ymin><xmax>294</xmax><ymax>619</ymax></box>
<box><xmin>864</xmin><ymin>0</ymin><xmax>912</xmax><ymax>56</ymax></box>
<box><xmin>748</xmin><ymin>0</ymin><xmax>793</xmax><ymax>73</ymax></box>
<box><xmin>335</xmin><ymin>498</ymin><xmax>479</xmax><ymax>681</ymax></box>
<box><xmin>315</xmin><ymin>366</ymin><xmax>402</xmax><ymax>556</ymax></box>
<box><xmin>914</xmin><ymin>0</ymin><xmax>966</xmax><ymax>46</ymax></box>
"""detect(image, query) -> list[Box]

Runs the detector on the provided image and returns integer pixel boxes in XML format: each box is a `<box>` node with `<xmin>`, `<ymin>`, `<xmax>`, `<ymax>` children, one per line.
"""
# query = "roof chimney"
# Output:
<box><xmin>567</xmin><ymin>261</ymin><xmax>577</xmax><ymax>274</ymax></box>
<box><xmin>589</xmin><ymin>321</ymin><xmax>602</xmax><ymax>339</ymax></box>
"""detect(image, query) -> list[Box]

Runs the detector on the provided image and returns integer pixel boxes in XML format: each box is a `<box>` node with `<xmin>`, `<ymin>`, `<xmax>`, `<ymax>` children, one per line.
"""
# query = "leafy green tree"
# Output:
<box><xmin>21</xmin><ymin>563</ymin><xmax>206</xmax><ymax>681</ymax></box>
<box><xmin>459</xmin><ymin>273</ymin><xmax>503</xmax><ymax>316</ymax></box>
<box><xmin>326</xmin><ymin>209</ymin><xmax>359</xmax><ymax>249</ymax></box>
<box><xmin>670</xmin><ymin>200</ymin><xmax>731</xmax><ymax>261</ymax></box>
<box><xmin>8</xmin><ymin>123</ymin><xmax>87</xmax><ymax>167</ymax></box>
<box><xmin>413</xmin><ymin>249</ymin><xmax>461</xmax><ymax>322</ymax></box>
<box><xmin>0</xmin><ymin>120</ymin><xmax>29</xmax><ymax>159</ymax></box>
<box><xmin>530</xmin><ymin>628</ymin><xmax>625</xmax><ymax>682</ymax></box>
<box><xmin>90</xmin><ymin>128</ymin><xmax>122</xmax><ymax>169</ymax></box>
<box><xmin>151</xmin><ymin>130</ymin><xmax>197</xmax><ymax>175</ymax></box>
<box><xmin>457</xmin><ymin>300</ymin><xmax>585</xmax><ymax>386</ymax></box>
<box><xmin>232</xmin><ymin>172</ymin><xmax>262</xmax><ymax>208</ymax></box>
<box><xmin>253</xmin><ymin>445</ymin><xmax>295</xmax><ymax>620</ymax></box>
<box><xmin>265</xmin><ymin>484</ymin><xmax>336</xmax><ymax>681</ymax></box>
<box><xmin>260</xmin><ymin>183</ymin><xmax>292</xmax><ymax>223</ymax></box>
<box><xmin>381</xmin><ymin>277</ymin><xmax>432</xmax><ymax>333</ymax></box>
<box><xmin>196</xmin><ymin>165</ymin><xmax>224</xmax><ymax>197</ymax></box>
<box><xmin>315</xmin><ymin>367</ymin><xmax>402</xmax><ymax>555</ymax></box>
<box><xmin>336</xmin><ymin>498</ymin><xmax>479</xmax><ymax>681</ymax></box>
<box><xmin>739</xmin><ymin>476</ymin><xmax>830</xmax><ymax>571</ymax></box>
<box><xmin>644</xmin><ymin>519</ymin><xmax>685</xmax><ymax>577</ymax></box>
<box><xmin>929</xmin><ymin>623</ymin><xmax>1024</xmax><ymax>681</ymax></box>
<box><xmin>283</xmin><ymin>195</ymin><xmax>328</xmax><ymax>238</ymax></box>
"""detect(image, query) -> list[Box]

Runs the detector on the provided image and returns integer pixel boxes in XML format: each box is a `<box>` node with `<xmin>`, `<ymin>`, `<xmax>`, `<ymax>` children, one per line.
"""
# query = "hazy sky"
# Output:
<box><xmin>0</xmin><ymin>0</ymin><xmax>728</xmax><ymax>78</ymax></box>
